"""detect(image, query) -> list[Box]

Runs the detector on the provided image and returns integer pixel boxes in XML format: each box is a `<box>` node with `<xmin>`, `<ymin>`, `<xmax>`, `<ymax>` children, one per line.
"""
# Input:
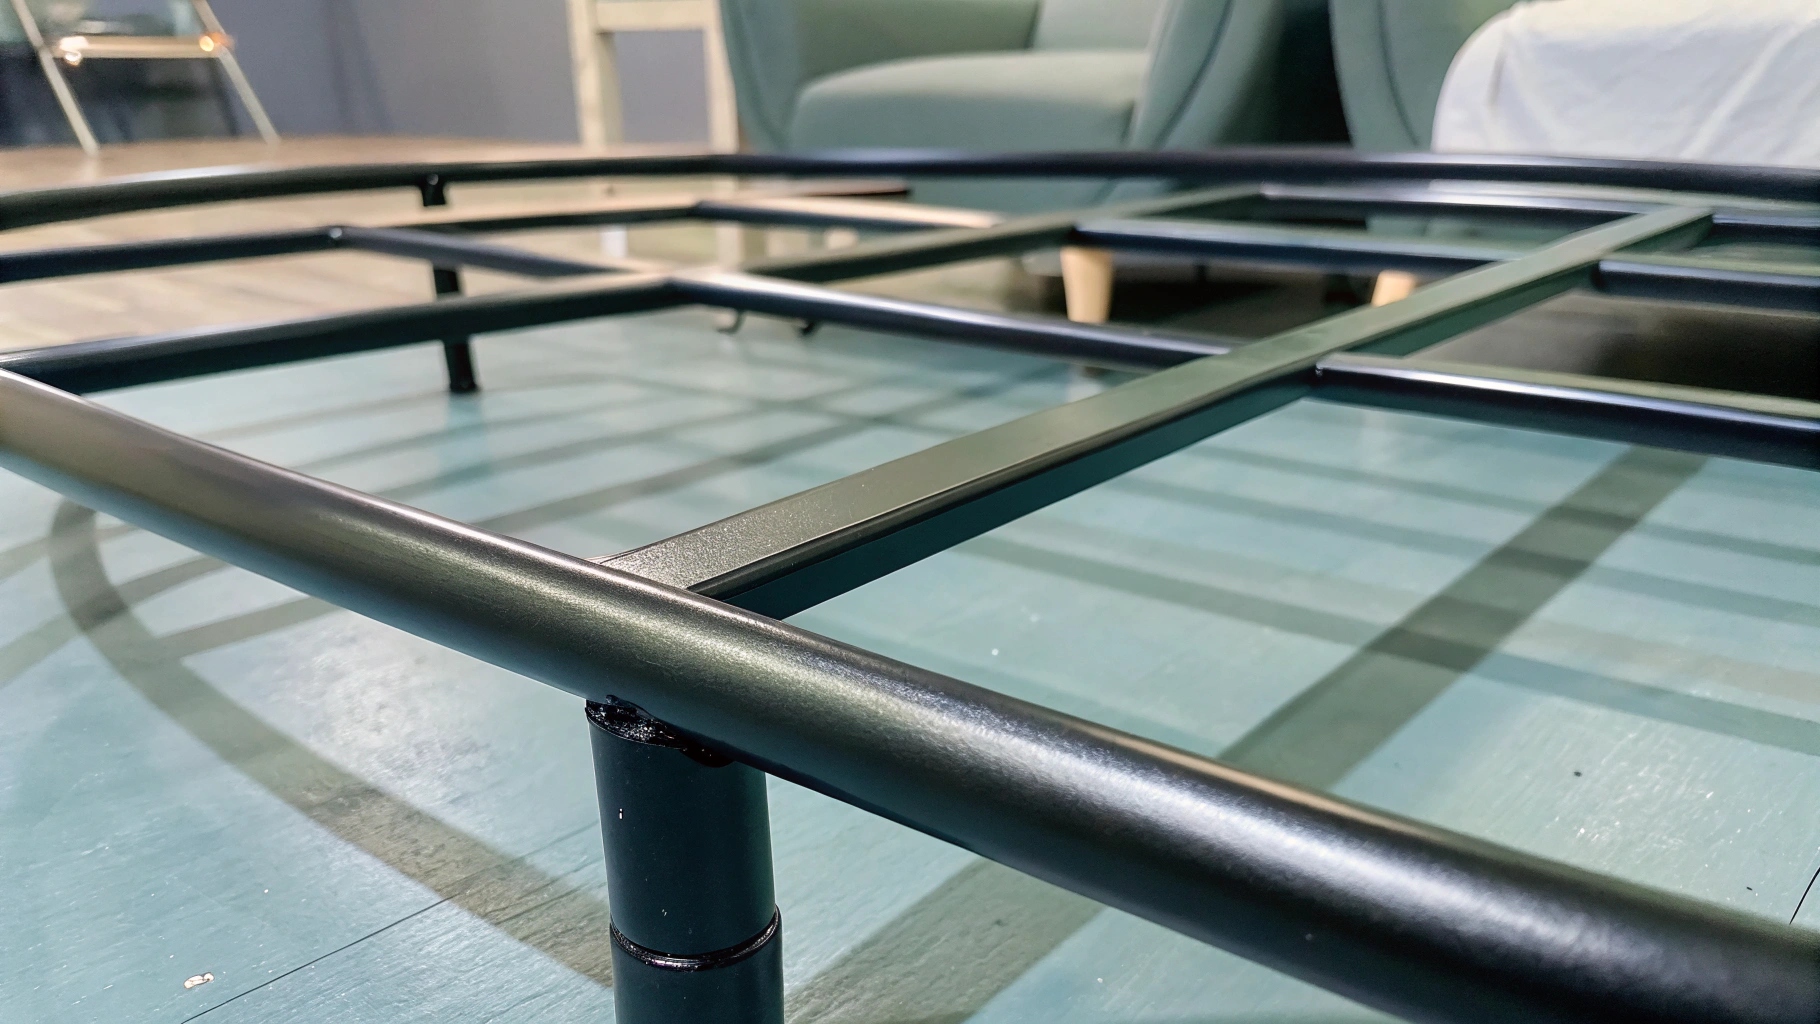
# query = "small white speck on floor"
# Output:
<box><xmin>990</xmin><ymin>649</ymin><xmax>999</xmax><ymax>656</ymax></box>
<box><xmin>183</xmin><ymin>973</ymin><xmax>213</xmax><ymax>990</ymax></box>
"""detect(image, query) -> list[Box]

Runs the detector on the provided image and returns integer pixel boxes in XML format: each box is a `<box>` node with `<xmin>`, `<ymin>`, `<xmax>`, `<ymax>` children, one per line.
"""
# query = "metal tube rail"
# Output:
<box><xmin>1314</xmin><ymin>354</ymin><xmax>1820</xmax><ymax>471</ymax></box>
<box><xmin>1257</xmin><ymin>183</ymin><xmax>1820</xmax><ymax>241</ymax></box>
<box><xmin>333</xmin><ymin>226</ymin><xmax>617</xmax><ymax>278</ymax></box>
<box><xmin>10</xmin><ymin>219</ymin><xmax>1806</xmax><ymax>319</ymax></box>
<box><xmin>1072</xmin><ymin>217</ymin><xmax>1515</xmax><ymax>276</ymax></box>
<box><xmin>1257</xmin><ymin>183</ymin><xmax>1640</xmax><ymax>225</ymax></box>
<box><xmin>0</xmin><ymin>227</ymin><xmax>339</xmax><ymax>283</ymax></box>
<box><xmin>0</xmin><ymin>273</ymin><xmax>674</xmax><ymax>394</ymax></box>
<box><xmin>3</xmin><ymin>148</ymin><xmax>1818</xmax><ymax>231</ymax></box>
<box><xmin>0</xmin><ymin>224</ymin><xmax>631</xmax><ymax>286</ymax></box>
<box><xmin>669</xmin><ymin>269</ymin><xmax>1233</xmax><ymax>369</ymax></box>
<box><xmin>0</xmin><ymin>363</ymin><xmax>1816</xmax><ymax>1024</ymax></box>
<box><xmin>741</xmin><ymin>185</ymin><xmax>1259</xmax><ymax>284</ymax></box>
<box><xmin>1596</xmin><ymin>255</ymin><xmax>1820</xmax><ymax>315</ymax></box>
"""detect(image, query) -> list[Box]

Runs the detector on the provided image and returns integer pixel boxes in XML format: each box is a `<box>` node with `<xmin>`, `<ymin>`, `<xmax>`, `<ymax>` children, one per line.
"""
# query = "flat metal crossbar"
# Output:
<box><xmin>1</xmin><ymin>149</ymin><xmax>1818</xmax><ymax>1024</ymax></box>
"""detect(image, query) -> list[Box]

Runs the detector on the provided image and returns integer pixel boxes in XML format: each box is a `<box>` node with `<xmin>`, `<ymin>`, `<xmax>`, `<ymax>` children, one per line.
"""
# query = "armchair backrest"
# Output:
<box><xmin>1102</xmin><ymin>0</ymin><xmax>1344</xmax><ymax>203</ymax></box>
<box><xmin>1329</xmin><ymin>0</ymin><xmax>1518</xmax><ymax>150</ymax></box>
<box><xmin>719</xmin><ymin>0</ymin><xmax>1042</xmax><ymax>151</ymax></box>
<box><xmin>1031</xmin><ymin>0</ymin><xmax>1165</xmax><ymax>49</ymax></box>
<box><xmin>718</xmin><ymin>0</ymin><xmax>1344</xmax><ymax>160</ymax></box>
<box><xmin>1128</xmin><ymin>0</ymin><xmax>1284</xmax><ymax>149</ymax></box>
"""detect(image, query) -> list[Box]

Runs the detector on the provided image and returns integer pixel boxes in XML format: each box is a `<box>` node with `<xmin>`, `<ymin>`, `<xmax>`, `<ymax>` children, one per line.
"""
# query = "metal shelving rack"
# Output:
<box><xmin>0</xmin><ymin>149</ymin><xmax>1817</xmax><ymax>1024</ymax></box>
<box><xmin>6</xmin><ymin>0</ymin><xmax>276</xmax><ymax>153</ymax></box>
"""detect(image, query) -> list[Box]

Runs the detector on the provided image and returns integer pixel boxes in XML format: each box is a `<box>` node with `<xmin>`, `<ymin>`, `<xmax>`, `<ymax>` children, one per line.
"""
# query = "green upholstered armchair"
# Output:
<box><xmin>1328</xmin><ymin>0</ymin><xmax>1518</xmax><ymax>151</ymax></box>
<box><xmin>719</xmin><ymin>0</ymin><xmax>1343</xmax><ymax>212</ymax></box>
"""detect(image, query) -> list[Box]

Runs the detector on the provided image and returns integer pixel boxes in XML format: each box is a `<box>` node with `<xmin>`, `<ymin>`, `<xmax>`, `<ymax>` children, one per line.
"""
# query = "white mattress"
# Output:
<box><xmin>1432</xmin><ymin>0</ymin><xmax>1820</xmax><ymax>168</ymax></box>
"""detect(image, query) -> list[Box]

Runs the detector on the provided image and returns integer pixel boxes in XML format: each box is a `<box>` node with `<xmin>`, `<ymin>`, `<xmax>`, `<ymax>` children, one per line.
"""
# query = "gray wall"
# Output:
<box><xmin>210</xmin><ymin>0</ymin><xmax>349</xmax><ymax>135</ymax></box>
<box><xmin>214</xmin><ymin>0</ymin><xmax>709</xmax><ymax>144</ymax></box>
<box><xmin>616</xmin><ymin>29</ymin><xmax>709</xmax><ymax>144</ymax></box>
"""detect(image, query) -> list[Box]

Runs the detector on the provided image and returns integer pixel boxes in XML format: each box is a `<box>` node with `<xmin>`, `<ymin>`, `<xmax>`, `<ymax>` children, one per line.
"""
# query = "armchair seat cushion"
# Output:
<box><xmin>790</xmin><ymin>50</ymin><xmax>1146</xmax><ymax>150</ymax></box>
<box><xmin>789</xmin><ymin>50</ymin><xmax>1147</xmax><ymax>210</ymax></box>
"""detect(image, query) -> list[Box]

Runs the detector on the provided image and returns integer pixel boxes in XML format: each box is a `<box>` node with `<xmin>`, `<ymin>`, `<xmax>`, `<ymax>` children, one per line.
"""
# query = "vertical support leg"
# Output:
<box><xmin>588</xmin><ymin>699</ymin><xmax>783</xmax><ymax>1024</ymax></box>
<box><xmin>1060</xmin><ymin>245</ymin><xmax>1114</xmax><ymax>324</ymax></box>
<box><xmin>418</xmin><ymin>174</ymin><xmax>478</xmax><ymax>393</ymax></box>
<box><xmin>432</xmin><ymin>264</ymin><xmax>479</xmax><ymax>393</ymax></box>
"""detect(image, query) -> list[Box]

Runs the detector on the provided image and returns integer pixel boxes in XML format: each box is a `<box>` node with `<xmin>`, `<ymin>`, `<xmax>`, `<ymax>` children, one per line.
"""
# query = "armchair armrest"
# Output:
<box><xmin>721</xmin><ymin>0</ymin><xmax>1041</xmax><ymax>150</ymax></box>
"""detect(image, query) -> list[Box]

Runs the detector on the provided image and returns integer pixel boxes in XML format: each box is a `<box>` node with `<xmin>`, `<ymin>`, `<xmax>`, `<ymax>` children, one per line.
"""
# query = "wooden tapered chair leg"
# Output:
<box><xmin>1060</xmin><ymin>246</ymin><xmax>1115</xmax><ymax>324</ymax></box>
<box><xmin>1371</xmin><ymin>270</ymin><xmax>1421</xmax><ymax>306</ymax></box>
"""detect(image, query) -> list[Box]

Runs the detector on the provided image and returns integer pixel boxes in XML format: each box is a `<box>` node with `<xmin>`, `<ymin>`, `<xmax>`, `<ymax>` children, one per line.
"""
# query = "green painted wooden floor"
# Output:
<box><xmin>3</xmin><ymin>308</ymin><xmax>1818</xmax><ymax>1023</ymax></box>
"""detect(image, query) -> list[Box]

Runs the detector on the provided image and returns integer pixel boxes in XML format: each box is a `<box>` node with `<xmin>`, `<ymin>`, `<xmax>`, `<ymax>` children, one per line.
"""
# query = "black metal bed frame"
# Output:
<box><xmin>1</xmin><ymin>148</ymin><xmax>1818</xmax><ymax>1024</ymax></box>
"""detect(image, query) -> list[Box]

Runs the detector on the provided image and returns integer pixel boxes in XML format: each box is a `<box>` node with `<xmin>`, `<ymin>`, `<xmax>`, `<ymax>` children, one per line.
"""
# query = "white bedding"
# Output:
<box><xmin>1432</xmin><ymin>0</ymin><xmax>1820</xmax><ymax>168</ymax></box>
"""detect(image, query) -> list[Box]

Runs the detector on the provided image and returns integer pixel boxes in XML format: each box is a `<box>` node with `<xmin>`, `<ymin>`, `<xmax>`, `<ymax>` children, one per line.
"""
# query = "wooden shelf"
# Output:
<box><xmin>52</xmin><ymin>33</ymin><xmax>229</xmax><ymax>62</ymax></box>
<box><xmin>593</xmin><ymin>0</ymin><xmax>713</xmax><ymax>31</ymax></box>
